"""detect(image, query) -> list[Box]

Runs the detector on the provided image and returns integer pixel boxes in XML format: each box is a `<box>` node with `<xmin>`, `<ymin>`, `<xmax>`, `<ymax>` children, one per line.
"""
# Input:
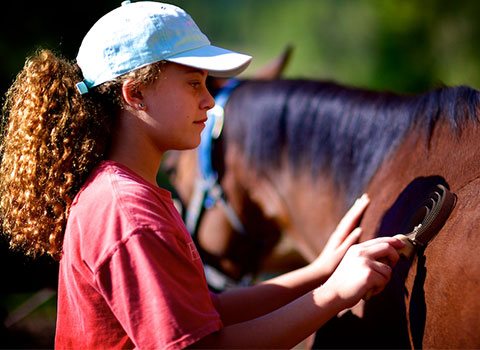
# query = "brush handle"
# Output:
<box><xmin>393</xmin><ymin>234</ymin><xmax>416</xmax><ymax>259</ymax></box>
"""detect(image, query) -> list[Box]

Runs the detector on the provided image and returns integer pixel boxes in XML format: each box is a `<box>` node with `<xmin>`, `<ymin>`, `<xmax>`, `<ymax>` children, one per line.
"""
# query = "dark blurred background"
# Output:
<box><xmin>1</xmin><ymin>0</ymin><xmax>480</xmax><ymax>347</ymax></box>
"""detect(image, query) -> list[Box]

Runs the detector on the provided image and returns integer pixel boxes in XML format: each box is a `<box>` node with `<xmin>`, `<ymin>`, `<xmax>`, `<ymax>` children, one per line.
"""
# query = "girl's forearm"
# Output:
<box><xmin>217</xmin><ymin>263</ymin><xmax>322</xmax><ymax>325</ymax></box>
<box><xmin>190</xmin><ymin>284</ymin><xmax>344</xmax><ymax>349</ymax></box>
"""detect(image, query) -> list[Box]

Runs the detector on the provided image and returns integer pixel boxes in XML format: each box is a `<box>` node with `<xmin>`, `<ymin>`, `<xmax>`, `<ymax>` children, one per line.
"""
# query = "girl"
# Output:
<box><xmin>0</xmin><ymin>1</ymin><xmax>404</xmax><ymax>348</ymax></box>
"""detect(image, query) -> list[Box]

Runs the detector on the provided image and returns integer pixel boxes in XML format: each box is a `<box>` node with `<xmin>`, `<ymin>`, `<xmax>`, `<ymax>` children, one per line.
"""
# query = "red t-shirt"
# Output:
<box><xmin>55</xmin><ymin>161</ymin><xmax>222</xmax><ymax>349</ymax></box>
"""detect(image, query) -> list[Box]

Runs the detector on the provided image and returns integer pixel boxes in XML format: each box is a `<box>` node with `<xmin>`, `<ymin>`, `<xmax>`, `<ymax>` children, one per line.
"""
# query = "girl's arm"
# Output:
<box><xmin>191</xmin><ymin>236</ymin><xmax>404</xmax><ymax>349</ymax></box>
<box><xmin>219</xmin><ymin>194</ymin><xmax>370</xmax><ymax>325</ymax></box>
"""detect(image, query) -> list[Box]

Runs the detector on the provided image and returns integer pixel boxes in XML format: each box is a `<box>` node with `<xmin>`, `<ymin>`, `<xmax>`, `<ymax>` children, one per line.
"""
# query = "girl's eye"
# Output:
<box><xmin>190</xmin><ymin>81</ymin><xmax>201</xmax><ymax>89</ymax></box>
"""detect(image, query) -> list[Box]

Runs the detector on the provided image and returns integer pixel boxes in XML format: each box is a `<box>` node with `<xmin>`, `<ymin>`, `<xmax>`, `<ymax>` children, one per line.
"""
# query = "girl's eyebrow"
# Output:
<box><xmin>183</xmin><ymin>67</ymin><xmax>208</xmax><ymax>77</ymax></box>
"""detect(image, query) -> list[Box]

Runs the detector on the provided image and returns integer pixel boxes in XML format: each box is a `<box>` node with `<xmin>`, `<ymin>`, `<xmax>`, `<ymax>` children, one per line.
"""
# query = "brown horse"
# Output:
<box><xmin>162</xmin><ymin>79</ymin><xmax>480</xmax><ymax>348</ymax></box>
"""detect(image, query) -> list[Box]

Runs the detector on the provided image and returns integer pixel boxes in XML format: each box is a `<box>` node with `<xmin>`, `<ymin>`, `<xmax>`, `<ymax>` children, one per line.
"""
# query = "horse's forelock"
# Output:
<box><xmin>224</xmin><ymin>79</ymin><xmax>480</xmax><ymax>205</ymax></box>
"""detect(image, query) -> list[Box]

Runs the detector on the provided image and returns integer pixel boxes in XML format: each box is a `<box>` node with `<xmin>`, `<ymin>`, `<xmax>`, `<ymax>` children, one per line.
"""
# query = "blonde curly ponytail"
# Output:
<box><xmin>0</xmin><ymin>49</ymin><xmax>112</xmax><ymax>260</ymax></box>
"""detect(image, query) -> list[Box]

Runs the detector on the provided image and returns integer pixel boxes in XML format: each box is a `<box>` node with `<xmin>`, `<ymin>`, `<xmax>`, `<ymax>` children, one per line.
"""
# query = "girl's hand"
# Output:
<box><xmin>320</xmin><ymin>236</ymin><xmax>405</xmax><ymax>308</ymax></box>
<box><xmin>310</xmin><ymin>194</ymin><xmax>370</xmax><ymax>281</ymax></box>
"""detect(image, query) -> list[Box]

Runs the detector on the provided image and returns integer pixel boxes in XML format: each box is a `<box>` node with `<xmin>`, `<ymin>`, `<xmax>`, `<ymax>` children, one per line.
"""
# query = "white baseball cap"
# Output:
<box><xmin>76</xmin><ymin>0</ymin><xmax>252</xmax><ymax>94</ymax></box>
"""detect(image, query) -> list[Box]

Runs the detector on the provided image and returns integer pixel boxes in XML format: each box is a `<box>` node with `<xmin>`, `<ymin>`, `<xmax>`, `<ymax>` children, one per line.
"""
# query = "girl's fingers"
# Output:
<box><xmin>369</xmin><ymin>258</ymin><xmax>393</xmax><ymax>280</ymax></box>
<box><xmin>357</xmin><ymin>236</ymin><xmax>406</xmax><ymax>250</ymax></box>
<box><xmin>362</xmin><ymin>259</ymin><xmax>393</xmax><ymax>300</ymax></box>
<box><xmin>339</xmin><ymin>227</ymin><xmax>362</xmax><ymax>251</ymax></box>
<box><xmin>334</xmin><ymin>194</ymin><xmax>370</xmax><ymax>239</ymax></box>
<box><xmin>358</xmin><ymin>240</ymin><xmax>402</xmax><ymax>268</ymax></box>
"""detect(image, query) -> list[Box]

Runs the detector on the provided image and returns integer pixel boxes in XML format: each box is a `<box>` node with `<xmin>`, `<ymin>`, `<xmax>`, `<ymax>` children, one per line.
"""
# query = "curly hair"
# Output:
<box><xmin>0</xmin><ymin>49</ymin><xmax>164</xmax><ymax>260</ymax></box>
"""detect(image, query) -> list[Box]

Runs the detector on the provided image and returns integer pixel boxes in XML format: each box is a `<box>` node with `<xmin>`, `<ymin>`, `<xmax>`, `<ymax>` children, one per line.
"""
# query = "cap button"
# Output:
<box><xmin>121</xmin><ymin>0</ymin><xmax>131</xmax><ymax>6</ymax></box>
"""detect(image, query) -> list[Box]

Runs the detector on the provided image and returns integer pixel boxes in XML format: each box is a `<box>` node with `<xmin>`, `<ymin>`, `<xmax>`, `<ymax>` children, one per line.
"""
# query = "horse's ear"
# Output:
<box><xmin>253</xmin><ymin>44</ymin><xmax>293</xmax><ymax>80</ymax></box>
<box><xmin>206</xmin><ymin>44</ymin><xmax>294</xmax><ymax>93</ymax></box>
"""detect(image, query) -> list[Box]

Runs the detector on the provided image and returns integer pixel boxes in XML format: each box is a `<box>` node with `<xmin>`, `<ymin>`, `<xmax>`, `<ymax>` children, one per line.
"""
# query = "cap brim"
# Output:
<box><xmin>165</xmin><ymin>45</ymin><xmax>252</xmax><ymax>78</ymax></box>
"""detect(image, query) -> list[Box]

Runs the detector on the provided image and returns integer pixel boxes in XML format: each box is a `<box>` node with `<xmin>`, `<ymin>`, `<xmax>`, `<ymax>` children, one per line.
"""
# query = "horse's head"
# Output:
<box><xmin>160</xmin><ymin>47</ymin><xmax>296</xmax><ymax>288</ymax></box>
<box><xmin>218</xmin><ymin>79</ymin><xmax>417</xmax><ymax>262</ymax></box>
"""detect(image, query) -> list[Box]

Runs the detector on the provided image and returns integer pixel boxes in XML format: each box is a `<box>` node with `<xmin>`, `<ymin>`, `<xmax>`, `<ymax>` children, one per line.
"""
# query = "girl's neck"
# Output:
<box><xmin>108</xmin><ymin>111</ymin><xmax>163</xmax><ymax>187</ymax></box>
<box><xmin>107</xmin><ymin>151</ymin><xmax>161</xmax><ymax>187</ymax></box>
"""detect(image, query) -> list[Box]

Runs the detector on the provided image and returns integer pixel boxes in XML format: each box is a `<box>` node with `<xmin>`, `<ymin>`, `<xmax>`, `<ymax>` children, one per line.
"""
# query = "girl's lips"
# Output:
<box><xmin>194</xmin><ymin>118</ymin><xmax>208</xmax><ymax>124</ymax></box>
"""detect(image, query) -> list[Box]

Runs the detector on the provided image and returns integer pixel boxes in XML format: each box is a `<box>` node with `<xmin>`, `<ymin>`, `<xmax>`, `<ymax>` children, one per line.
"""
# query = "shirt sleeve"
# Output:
<box><xmin>94</xmin><ymin>227</ymin><xmax>223</xmax><ymax>350</ymax></box>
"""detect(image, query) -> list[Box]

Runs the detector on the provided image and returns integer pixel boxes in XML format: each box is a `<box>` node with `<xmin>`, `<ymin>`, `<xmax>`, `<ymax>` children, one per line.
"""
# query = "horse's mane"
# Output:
<box><xmin>224</xmin><ymin>79</ymin><xmax>480</xmax><ymax>204</ymax></box>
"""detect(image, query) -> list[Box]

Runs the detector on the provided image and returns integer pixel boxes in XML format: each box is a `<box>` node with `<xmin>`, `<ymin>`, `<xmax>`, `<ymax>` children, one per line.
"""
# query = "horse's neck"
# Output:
<box><xmin>362</xmin><ymin>118</ymin><xmax>480</xmax><ymax>238</ymax></box>
<box><xmin>238</xmin><ymin>154</ymin><xmax>347</xmax><ymax>262</ymax></box>
<box><xmin>360</xmin><ymin>118</ymin><xmax>480</xmax><ymax>349</ymax></box>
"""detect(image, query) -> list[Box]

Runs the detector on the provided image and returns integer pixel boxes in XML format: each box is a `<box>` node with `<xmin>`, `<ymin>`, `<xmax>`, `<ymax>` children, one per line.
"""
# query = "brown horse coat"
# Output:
<box><xmin>164</xmin><ymin>79</ymin><xmax>480</xmax><ymax>348</ymax></box>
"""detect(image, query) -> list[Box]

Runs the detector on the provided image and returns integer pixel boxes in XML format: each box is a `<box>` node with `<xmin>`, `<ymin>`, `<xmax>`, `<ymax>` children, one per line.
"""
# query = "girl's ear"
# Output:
<box><xmin>121</xmin><ymin>79</ymin><xmax>145</xmax><ymax>110</ymax></box>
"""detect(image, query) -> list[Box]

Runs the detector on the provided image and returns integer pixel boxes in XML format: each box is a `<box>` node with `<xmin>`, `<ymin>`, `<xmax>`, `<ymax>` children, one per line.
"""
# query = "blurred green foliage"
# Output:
<box><xmin>169</xmin><ymin>0</ymin><xmax>480</xmax><ymax>92</ymax></box>
<box><xmin>2</xmin><ymin>0</ymin><xmax>480</xmax><ymax>96</ymax></box>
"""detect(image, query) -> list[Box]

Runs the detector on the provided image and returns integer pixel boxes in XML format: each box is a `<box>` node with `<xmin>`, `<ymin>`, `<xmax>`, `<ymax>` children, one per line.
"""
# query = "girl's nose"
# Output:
<box><xmin>203</xmin><ymin>89</ymin><xmax>216</xmax><ymax>111</ymax></box>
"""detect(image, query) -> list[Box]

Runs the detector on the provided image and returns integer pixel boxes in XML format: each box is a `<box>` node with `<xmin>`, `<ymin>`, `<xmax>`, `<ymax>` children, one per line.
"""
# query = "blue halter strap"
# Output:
<box><xmin>185</xmin><ymin>78</ymin><xmax>247</xmax><ymax>238</ymax></box>
<box><xmin>184</xmin><ymin>79</ymin><xmax>252</xmax><ymax>291</ymax></box>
